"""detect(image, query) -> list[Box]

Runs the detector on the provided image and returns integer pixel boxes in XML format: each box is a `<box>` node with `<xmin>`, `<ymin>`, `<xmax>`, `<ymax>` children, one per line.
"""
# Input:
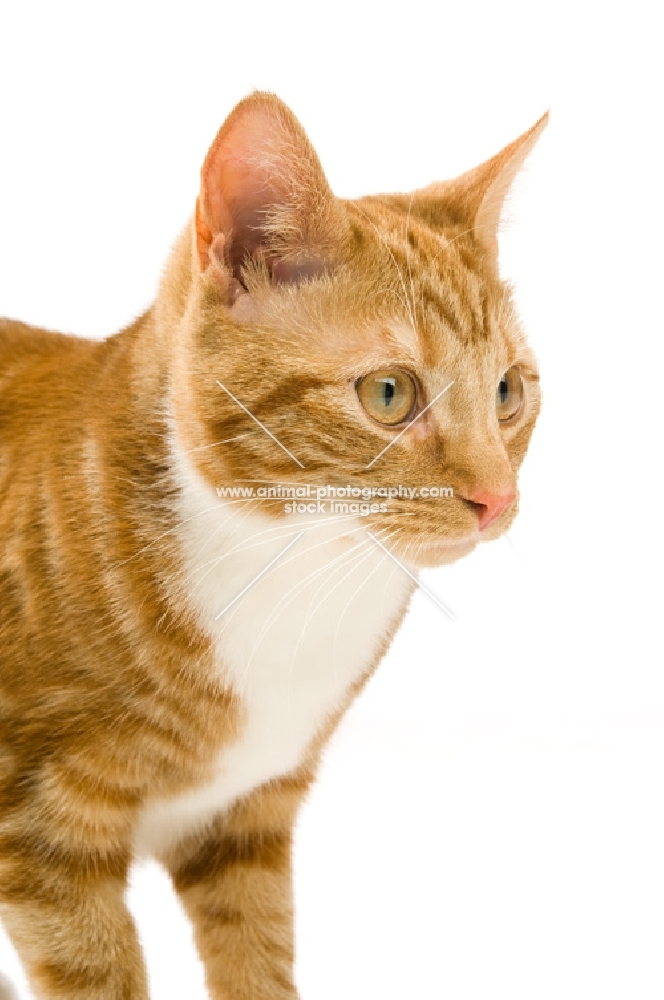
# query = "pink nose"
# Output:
<box><xmin>466</xmin><ymin>490</ymin><xmax>516</xmax><ymax>530</ymax></box>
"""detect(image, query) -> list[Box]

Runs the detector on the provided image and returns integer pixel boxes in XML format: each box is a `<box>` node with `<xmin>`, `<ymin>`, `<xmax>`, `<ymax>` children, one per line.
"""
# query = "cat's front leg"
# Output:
<box><xmin>0</xmin><ymin>838</ymin><xmax>149</xmax><ymax>999</ymax></box>
<box><xmin>164</xmin><ymin>772</ymin><xmax>311</xmax><ymax>1000</ymax></box>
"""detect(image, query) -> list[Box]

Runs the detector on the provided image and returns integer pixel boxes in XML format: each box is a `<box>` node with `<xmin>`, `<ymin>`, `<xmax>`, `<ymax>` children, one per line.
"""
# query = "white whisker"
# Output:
<box><xmin>331</xmin><ymin>526</ymin><xmax>402</xmax><ymax>682</ymax></box>
<box><xmin>176</xmin><ymin>434</ymin><xmax>250</xmax><ymax>459</ymax></box>
<box><xmin>235</xmin><ymin>528</ymin><xmax>372</xmax><ymax>691</ymax></box>
<box><xmin>285</xmin><ymin>536</ymin><xmax>383</xmax><ymax>711</ymax></box>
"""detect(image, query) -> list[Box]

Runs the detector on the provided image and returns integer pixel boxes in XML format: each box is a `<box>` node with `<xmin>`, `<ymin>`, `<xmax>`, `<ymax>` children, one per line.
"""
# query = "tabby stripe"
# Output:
<box><xmin>172</xmin><ymin>830</ymin><xmax>289</xmax><ymax>892</ymax></box>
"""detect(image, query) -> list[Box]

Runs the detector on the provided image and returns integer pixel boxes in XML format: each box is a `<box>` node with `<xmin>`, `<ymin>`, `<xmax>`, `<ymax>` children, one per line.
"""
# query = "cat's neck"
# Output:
<box><xmin>153</xmin><ymin>223</ymin><xmax>197</xmax><ymax>345</ymax></box>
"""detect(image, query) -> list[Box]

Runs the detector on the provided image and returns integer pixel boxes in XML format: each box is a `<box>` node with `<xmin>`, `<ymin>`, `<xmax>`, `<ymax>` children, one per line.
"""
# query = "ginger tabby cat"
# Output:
<box><xmin>0</xmin><ymin>93</ymin><xmax>546</xmax><ymax>999</ymax></box>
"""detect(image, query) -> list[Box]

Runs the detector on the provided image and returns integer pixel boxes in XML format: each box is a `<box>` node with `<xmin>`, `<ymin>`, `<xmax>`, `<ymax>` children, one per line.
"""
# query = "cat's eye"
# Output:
<box><xmin>356</xmin><ymin>369</ymin><xmax>417</xmax><ymax>426</ymax></box>
<box><xmin>496</xmin><ymin>366</ymin><xmax>524</xmax><ymax>422</ymax></box>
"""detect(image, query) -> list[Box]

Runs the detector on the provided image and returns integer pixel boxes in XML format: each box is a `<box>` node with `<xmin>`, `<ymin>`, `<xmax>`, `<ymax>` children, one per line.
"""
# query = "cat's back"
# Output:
<box><xmin>0</xmin><ymin>318</ymin><xmax>98</xmax><ymax>420</ymax></box>
<box><xmin>0</xmin><ymin>316</ymin><xmax>83</xmax><ymax>355</ymax></box>
<box><xmin>0</xmin><ymin>320</ymin><xmax>104</xmax><ymax>617</ymax></box>
<box><xmin>0</xmin><ymin>319</ymin><xmax>110</xmax><ymax>501</ymax></box>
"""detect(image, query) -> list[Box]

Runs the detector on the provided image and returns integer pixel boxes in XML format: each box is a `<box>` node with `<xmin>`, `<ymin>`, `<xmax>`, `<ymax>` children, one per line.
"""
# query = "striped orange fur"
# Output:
<box><xmin>0</xmin><ymin>93</ymin><xmax>546</xmax><ymax>998</ymax></box>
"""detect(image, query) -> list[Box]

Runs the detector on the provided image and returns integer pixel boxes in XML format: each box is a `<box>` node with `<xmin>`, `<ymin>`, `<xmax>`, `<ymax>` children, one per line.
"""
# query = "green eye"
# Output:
<box><xmin>356</xmin><ymin>369</ymin><xmax>417</xmax><ymax>425</ymax></box>
<box><xmin>496</xmin><ymin>366</ymin><xmax>524</xmax><ymax>422</ymax></box>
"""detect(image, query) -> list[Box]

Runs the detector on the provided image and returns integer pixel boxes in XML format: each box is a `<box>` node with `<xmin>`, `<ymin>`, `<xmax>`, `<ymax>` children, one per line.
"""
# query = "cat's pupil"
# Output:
<box><xmin>382</xmin><ymin>379</ymin><xmax>396</xmax><ymax>408</ymax></box>
<box><xmin>499</xmin><ymin>378</ymin><xmax>508</xmax><ymax>404</ymax></box>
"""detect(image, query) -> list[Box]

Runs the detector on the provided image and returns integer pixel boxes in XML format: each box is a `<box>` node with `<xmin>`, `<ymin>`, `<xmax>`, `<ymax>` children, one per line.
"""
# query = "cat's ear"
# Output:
<box><xmin>195</xmin><ymin>92</ymin><xmax>348</xmax><ymax>304</ymax></box>
<box><xmin>421</xmin><ymin>112</ymin><xmax>549</xmax><ymax>260</ymax></box>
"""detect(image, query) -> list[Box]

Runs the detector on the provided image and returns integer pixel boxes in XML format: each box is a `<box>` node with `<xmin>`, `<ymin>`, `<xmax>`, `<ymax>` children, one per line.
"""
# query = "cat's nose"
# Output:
<box><xmin>464</xmin><ymin>489</ymin><xmax>516</xmax><ymax>530</ymax></box>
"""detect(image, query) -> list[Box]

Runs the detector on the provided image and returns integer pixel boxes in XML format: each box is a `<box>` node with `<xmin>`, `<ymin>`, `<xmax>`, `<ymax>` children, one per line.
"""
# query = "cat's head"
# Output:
<box><xmin>170</xmin><ymin>92</ymin><xmax>546</xmax><ymax>568</ymax></box>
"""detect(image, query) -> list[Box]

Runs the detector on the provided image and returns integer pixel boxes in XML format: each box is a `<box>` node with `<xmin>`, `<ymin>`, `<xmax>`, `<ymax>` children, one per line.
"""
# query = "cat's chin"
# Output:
<box><xmin>401</xmin><ymin>536</ymin><xmax>479</xmax><ymax>568</ymax></box>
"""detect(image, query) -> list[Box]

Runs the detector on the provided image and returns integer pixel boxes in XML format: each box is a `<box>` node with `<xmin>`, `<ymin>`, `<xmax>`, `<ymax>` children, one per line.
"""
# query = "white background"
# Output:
<box><xmin>1</xmin><ymin>2</ymin><xmax>662</xmax><ymax>998</ymax></box>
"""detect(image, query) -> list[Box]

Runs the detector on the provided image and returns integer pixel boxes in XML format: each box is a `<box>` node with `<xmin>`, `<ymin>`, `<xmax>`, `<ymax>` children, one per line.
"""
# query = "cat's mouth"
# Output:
<box><xmin>403</xmin><ymin>502</ymin><xmax>517</xmax><ymax>566</ymax></box>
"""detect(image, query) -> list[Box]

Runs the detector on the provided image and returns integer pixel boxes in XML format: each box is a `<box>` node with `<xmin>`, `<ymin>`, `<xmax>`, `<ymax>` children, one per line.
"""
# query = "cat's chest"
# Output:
<box><xmin>133</xmin><ymin>450</ymin><xmax>414</xmax><ymax>857</ymax></box>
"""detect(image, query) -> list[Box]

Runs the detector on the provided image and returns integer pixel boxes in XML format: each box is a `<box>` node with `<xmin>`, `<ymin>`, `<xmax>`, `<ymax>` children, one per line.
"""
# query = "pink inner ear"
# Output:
<box><xmin>196</xmin><ymin>93</ymin><xmax>347</xmax><ymax>296</ymax></box>
<box><xmin>198</xmin><ymin>107</ymin><xmax>293</xmax><ymax>282</ymax></box>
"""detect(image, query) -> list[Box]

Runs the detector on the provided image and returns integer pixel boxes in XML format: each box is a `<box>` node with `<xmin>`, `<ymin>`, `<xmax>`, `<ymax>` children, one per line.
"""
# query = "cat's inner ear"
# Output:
<box><xmin>195</xmin><ymin>93</ymin><xmax>348</xmax><ymax>304</ymax></box>
<box><xmin>419</xmin><ymin>111</ymin><xmax>549</xmax><ymax>261</ymax></box>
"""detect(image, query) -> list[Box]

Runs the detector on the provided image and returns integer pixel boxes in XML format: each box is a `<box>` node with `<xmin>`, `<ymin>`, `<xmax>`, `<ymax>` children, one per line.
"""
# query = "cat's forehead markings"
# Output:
<box><xmin>323</xmin><ymin>320</ymin><xmax>422</xmax><ymax>372</ymax></box>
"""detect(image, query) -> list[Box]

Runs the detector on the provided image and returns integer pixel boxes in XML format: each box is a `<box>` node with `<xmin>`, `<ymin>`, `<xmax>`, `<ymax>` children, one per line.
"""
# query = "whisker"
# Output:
<box><xmin>214</xmin><ymin>513</ymin><xmax>370</xmax><ymax>644</ymax></box>
<box><xmin>111</xmin><ymin>501</ymin><xmax>227</xmax><ymax>570</ymax></box>
<box><xmin>285</xmin><ymin>535</ymin><xmax>381</xmax><ymax>688</ymax></box>
<box><xmin>503</xmin><ymin>533</ymin><xmax>523</xmax><ymax>563</ymax></box>
<box><xmin>178</xmin><ymin>507</ymin><xmax>364</xmax><ymax>601</ymax></box>
<box><xmin>158</xmin><ymin>497</ymin><xmax>268</xmax><ymax>620</ymax></box>
<box><xmin>292</xmin><ymin>531</ymin><xmax>395</xmax><ymax>704</ymax></box>
<box><xmin>236</xmin><ymin>531</ymin><xmax>373</xmax><ymax>698</ymax></box>
<box><xmin>175</xmin><ymin>433</ymin><xmax>250</xmax><ymax>459</ymax></box>
<box><xmin>226</xmin><ymin>516</ymin><xmax>368</xmax><ymax>640</ymax></box>
<box><xmin>425</xmin><ymin>226</ymin><xmax>475</xmax><ymax>279</ymax></box>
<box><xmin>495</xmin><ymin>284</ymin><xmax>509</xmax><ymax>329</ymax></box>
<box><xmin>331</xmin><ymin>526</ymin><xmax>402</xmax><ymax>682</ymax></box>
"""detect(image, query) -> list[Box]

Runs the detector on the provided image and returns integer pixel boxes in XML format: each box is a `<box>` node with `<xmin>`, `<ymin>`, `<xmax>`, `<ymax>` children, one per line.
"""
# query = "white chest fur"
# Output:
<box><xmin>132</xmin><ymin>441</ymin><xmax>414</xmax><ymax>857</ymax></box>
